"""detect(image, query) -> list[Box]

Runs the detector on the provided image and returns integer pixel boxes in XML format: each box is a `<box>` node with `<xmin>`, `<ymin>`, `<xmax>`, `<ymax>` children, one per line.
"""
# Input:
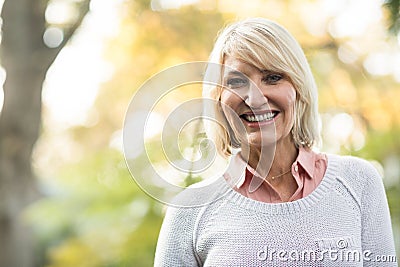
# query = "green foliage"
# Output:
<box><xmin>384</xmin><ymin>0</ymin><xmax>400</xmax><ymax>34</ymax></box>
<box><xmin>26</xmin><ymin>149</ymin><xmax>163</xmax><ymax>267</ymax></box>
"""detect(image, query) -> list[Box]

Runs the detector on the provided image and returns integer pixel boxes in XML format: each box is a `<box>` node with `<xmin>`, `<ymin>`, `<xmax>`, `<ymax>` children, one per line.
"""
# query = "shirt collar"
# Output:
<box><xmin>295</xmin><ymin>146</ymin><xmax>316</xmax><ymax>179</ymax></box>
<box><xmin>223</xmin><ymin>153</ymin><xmax>247</xmax><ymax>188</ymax></box>
<box><xmin>223</xmin><ymin>146</ymin><xmax>317</xmax><ymax>189</ymax></box>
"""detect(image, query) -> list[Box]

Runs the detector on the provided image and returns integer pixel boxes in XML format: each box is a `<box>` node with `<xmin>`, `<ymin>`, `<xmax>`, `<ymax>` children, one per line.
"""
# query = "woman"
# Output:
<box><xmin>154</xmin><ymin>18</ymin><xmax>397</xmax><ymax>266</ymax></box>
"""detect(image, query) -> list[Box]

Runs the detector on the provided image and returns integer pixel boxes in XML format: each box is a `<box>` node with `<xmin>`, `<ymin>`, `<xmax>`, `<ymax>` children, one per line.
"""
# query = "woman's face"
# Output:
<box><xmin>220</xmin><ymin>56</ymin><xmax>296</xmax><ymax>148</ymax></box>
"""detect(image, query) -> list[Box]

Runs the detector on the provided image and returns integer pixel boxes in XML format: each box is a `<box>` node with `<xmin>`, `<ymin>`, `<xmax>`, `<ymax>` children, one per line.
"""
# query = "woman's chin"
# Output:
<box><xmin>245</xmin><ymin>135</ymin><xmax>277</xmax><ymax>148</ymax></box>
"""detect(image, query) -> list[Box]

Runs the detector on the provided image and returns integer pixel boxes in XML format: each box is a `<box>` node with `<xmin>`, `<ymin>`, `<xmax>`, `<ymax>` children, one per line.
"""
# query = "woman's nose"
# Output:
<box><xmin>244</xmin><ymin>81</ymin><xmax>268</xmax><ymax>108</ymax></box>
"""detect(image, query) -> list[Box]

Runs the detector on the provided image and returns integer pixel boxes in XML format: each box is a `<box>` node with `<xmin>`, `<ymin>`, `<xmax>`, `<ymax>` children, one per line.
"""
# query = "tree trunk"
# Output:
<box><xmin>0</xmin><ymin>0</ymin><xmax>90</xmax><ymax>263</ymax></box>
<box><xmin>0</xmin><ymin>0</ymin><xmax>48</xmax><ymax>265</ymax></box>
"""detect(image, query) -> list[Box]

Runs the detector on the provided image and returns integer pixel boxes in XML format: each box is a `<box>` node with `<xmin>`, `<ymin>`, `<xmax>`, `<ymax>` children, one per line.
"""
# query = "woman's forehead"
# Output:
<box><xmin>223</xmin><ymin>56</ymin><xmax>261</xmax><ymax>76</ymax></box>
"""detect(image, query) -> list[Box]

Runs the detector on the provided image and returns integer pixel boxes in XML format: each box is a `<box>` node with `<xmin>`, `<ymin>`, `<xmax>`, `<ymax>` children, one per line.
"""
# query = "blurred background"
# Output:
<box><xmin>0</xmin><ymin>0</ymin><xmax>399</xmax><ymax>266</ymax></box>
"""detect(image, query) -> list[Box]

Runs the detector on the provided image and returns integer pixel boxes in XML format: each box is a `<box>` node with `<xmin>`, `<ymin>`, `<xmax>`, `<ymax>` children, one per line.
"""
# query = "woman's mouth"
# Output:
<box><xmin>240</xmin><ymin>111</ymin><xmax>279</xmax><ymax>123</ymax></box>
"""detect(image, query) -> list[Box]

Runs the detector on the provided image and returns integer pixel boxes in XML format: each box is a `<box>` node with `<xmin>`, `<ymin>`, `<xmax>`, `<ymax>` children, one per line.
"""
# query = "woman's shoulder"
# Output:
<box><xmin>327</xmin><ymin>153</ymin><xmax>380</xmax><ymax>173</ymax></box>
<box><xmin>159</xmin><ymin>177</ymin><xmax>228</xmax><ymax>233</ymax></box>
<box><xmin>166</xmin><ymin>176</ymin><xmax>228</xmax><ymax>209</ymax></box>
<box><xmin>325</xmin><ymin>153</ymin><xmax>384</xmax><ymax>193</ymax></box>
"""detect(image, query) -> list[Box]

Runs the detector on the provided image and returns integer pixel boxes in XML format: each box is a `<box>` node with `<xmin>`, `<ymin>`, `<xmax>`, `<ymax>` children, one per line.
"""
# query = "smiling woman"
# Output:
<box><xmin>221</xmin><ymin>56</ymin><xmax>297</xmax><ymax>151</ymax></box>
<box><xmin>154</xmin><ymin>18</ymin><xmax>397</xmax><ymax>266</ymax></box>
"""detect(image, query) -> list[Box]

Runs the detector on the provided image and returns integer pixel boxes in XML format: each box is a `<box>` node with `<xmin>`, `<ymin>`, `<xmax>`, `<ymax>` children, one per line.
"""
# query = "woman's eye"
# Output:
<box><xmin>262</xmin><ymin>73</ymin><xmax>283</xmax><ymax>84</ymax></box>
<box><xmin>226</xmin><ymin>78</ymin><xmax>248</xmax><ymax>88</ymax></box>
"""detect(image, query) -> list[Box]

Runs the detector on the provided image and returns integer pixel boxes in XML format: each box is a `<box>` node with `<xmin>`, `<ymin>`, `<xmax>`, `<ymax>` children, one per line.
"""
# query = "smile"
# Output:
<box><xmin>241</xmin><ymin>111</ymin><xmax>279</xmax><ymax>123</ymax></box>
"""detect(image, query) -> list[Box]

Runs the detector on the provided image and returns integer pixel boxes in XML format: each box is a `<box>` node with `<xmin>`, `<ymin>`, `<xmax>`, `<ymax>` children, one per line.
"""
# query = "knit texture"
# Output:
<box><xmin>154</xmin><ymin>154</ymin><xmax>397</xmax><ymax>266</ymax></box>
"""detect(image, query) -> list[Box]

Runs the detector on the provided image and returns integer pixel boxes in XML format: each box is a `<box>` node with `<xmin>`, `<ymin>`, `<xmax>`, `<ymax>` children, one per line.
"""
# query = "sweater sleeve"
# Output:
<box><xmin>154</xmin><ymin>206</ymin><xmax>200</xmax><ymax>267</ymax></box>
<box><xmin>360</xmin><ymin>161</ymin><xmax>397</xmax><ymax>266</ymax></box>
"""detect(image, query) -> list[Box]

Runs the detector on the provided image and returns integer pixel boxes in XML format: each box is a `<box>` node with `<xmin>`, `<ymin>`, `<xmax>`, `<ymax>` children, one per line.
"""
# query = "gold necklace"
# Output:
<box><xmin>271</xmin><ymin>168</ymin><xmax>291</xmax><ymax>180</ymax></box>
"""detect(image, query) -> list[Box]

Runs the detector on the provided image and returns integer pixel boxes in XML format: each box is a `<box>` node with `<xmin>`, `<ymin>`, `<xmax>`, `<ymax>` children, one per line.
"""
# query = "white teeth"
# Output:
<box><xmin>244</xmin><ymin>112</ymin><xmax>276</xmax><ymax>122</ymax></box>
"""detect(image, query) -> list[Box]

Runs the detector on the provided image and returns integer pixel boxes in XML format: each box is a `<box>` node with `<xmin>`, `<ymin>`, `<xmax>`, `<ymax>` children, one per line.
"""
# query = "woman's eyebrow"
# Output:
<box><xmin>224</xmin><ymin>70</ymin><xmax>246</xmax><ymax>77</ymax></box>
<box><xmin>260</xmin><ymin>69</ymin><xmax>281</xmax><ymax>74</ymax></box>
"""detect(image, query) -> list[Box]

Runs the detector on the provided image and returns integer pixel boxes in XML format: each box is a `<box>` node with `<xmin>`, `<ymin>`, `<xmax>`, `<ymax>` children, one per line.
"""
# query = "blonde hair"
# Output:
<box><xmin>203</xmin><ymin>18</ymin><xmax>320</xmax><ymax>157</ymax></box>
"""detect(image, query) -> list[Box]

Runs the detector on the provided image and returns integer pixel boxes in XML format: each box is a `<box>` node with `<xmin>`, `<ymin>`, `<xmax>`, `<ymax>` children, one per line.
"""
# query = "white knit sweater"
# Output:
<box><xmin>154</xmin><ymin>154</ymin><xmax>397</xmax><ymax>266</ymax></box>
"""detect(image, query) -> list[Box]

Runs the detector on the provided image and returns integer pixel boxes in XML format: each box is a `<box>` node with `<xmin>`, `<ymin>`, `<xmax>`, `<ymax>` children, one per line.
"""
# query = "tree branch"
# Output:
<box><xmin>46</xmin><ymin>0</ymin><xmax>91</xmax><ymax>66</ymax></box>
<box><xmin>62</xmin><ymin>0</ymin><xmax>91</xmax><ymax>46</ymax></box>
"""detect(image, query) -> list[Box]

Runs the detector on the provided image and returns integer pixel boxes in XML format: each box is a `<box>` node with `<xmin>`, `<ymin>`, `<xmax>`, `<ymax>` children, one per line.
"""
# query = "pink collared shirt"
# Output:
<box><xmin>223</xmin><ymin>147</ymin><xmax>327</xmax><ymax>203</ymax></box>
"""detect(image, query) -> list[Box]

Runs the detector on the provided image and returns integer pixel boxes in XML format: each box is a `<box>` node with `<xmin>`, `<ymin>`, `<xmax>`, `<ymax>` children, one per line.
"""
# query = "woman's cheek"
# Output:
<box><xmin>220</xmin><ymin>92</ymin><xmax>240</xmax><ymax>115</ymax></box>
<box><xmin>280</xmin><ymin>86</ymin><xmax>296</xmax><ymax>109</ymax></box>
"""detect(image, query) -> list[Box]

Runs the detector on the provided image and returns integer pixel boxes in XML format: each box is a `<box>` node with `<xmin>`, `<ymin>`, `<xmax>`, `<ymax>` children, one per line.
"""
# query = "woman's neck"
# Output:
<box><xmin>241</xmin><ymin>137</ymin><xmax>298</xmax><ymax>179</ymax></box>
